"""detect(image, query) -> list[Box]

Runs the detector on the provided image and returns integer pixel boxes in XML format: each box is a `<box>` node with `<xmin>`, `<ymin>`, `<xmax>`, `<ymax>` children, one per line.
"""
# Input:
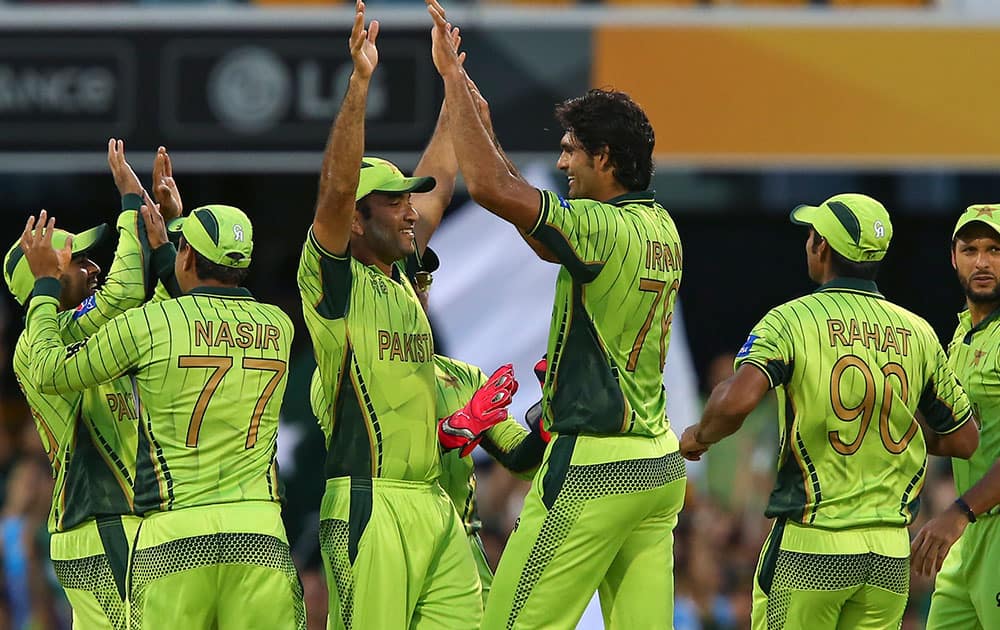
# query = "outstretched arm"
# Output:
<box><xmin>410</xmin><ymin>103</ymin><xmax>457</xmax><ymax>254</ymax></box>
<box><xmin>427</xmin><ymin>0</ymin><xmax>540</xmax><ymax>233</ymax></box>
<box><xmin>313</xmin><ymin>0</ymin><xmax>379</xmax><ymax>256</ymax></box>
<box><xmin>680</xmin><ymin>364</ymin><xmax>770</xmax><ymax>461</ymax></box>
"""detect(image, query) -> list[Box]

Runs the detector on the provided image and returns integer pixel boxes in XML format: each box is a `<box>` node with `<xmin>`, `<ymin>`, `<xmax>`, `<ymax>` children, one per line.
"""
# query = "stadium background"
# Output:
<box><xmin>0</xmin><ymin>1</ymin><xmax>994</xmax><ymax>628</ymax></box>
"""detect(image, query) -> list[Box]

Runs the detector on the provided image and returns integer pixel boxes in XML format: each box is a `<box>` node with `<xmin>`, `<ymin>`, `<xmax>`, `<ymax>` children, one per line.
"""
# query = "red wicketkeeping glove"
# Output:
<box><xmin>439</xmin><ymin>363</ymin><xmax>519</xmax><ymax>457</ymax></box>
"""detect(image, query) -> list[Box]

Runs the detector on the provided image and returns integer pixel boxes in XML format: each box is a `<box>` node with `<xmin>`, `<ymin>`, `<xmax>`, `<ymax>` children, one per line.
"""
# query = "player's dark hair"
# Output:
<box><xmin>830</xmin><ymin>250</ymin><xmax>881</xmax><ymax>281</ymax></box>
<box><xmin>554</xmin><ymin>88</ymin><xmax>655</xmax><ymax>192</ymax></box>
<box><xmin>810</xmin><ymin>231</ymin><xmax>881</xmax><ymax>281</ymax></box>
<box><xmin>181</xmin><ymin>238</ymin><xmax>249</xmax><ymax>285</ymax></box>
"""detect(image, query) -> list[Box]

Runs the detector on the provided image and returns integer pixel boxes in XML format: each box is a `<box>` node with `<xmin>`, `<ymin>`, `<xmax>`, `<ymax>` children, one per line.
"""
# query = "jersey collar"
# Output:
<box><xmin>958</xmin><ymin>304</ymin><xmax>1000</xmax><ymax>344</ymax></box>
<box><xmin>188</xmin><ymin>286</ymin><xmax>254</xmax><ymax>299</ymax></box>
<box><xmin>607</xmin><ymin>190</ymin><xmax>656</xmax><ymax>207</ymax></box>
<box><xmin>815</xmin><ymin>277</ymin><xmax>883</xmax><ymax>297</ymax></box>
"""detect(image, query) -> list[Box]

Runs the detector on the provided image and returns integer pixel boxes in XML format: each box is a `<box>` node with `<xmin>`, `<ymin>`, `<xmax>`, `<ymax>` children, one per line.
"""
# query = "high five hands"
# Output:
<box><xmin>426</xmin><ymin>0</ymin><xmax>465</xmax><ymax>78</ymax></box>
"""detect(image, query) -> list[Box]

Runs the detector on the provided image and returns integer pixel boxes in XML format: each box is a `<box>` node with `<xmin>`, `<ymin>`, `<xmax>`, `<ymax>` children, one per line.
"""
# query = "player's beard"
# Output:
<box><xmin>364</xmin><ymin>217</ymin><xmax>412</xmax><ymax>263</ymax></box>
<box><xmin>960</xmin><ymin>272</ymin><xmax>1000</xmax><ymax>305</ymax></box>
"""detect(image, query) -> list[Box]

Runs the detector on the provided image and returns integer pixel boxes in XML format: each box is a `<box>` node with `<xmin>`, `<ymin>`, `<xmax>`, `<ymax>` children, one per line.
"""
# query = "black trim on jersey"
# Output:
<box><xmin>134</xmin><ymin>211</ymin><xmax>156</xmax><ymax>301</ymax></box>
<box><xmin>548</xmin><ymin>284</ymin><xmax>627</xmax><ymax>435</ymax></box>
<box><xmin>741</xmin><ymin>357</ymin><xmax>792</xmax><ymax>389</ymax></box>
<box><xmin>480</xmin><ymin>426</ymin><xmax>547</xmax><ymax>474</ymax></box>
<box><xmin>151</xmin><ymin>243</ymin><xmax>183</xmax><ymax>298</ymax></box>
<box><xmin>96</xmin><ymin>515</ymin><xmax>130</xmax><ymax>600</ymax></box>
<box><xmin>133</xmin><ymin>376</ymin><xmax>175</xmax><ymax>514</ymax></box>
<box><xmin>607</xmin><ymin>190</ymin><xmax>656</xmax><ymax>207</ymax></box>
<box><xmin>347</xmin><ymin>477</ymin><xmax>372</xmax><ymax>564</ymax></box>
<box><xmin>796</xmin><ymin>430</ymin><xmax>821</xmax><ymax>524</ymax></box>
<box><xmin>187</xmin><ymin>286</ymin><xmax>253</xmax><ymax>299</ymax></box>
<box><xmin>815</xmin><ymin>278</ymin><xmax>883</xmax><ymax>297</ymax></box>
<box><xmin>30</xmin><ymin>278</ymin><xmax>62</xmax><ymax>301</ymax></box>
<box><xmin>961</xmin><ymin>305</ymin><xmax>1000</xmax><ymax>344</ymax></box>
<box><xmin>325</xmin><ymin>347</ymin><xmax>374</xmax><ymax>479</ymax></box>
<box><xmin>765</xmin><ymin>395</ymin><xmax>808</xmax><ymax>523</ymax></box>
<box><xmin>918</xmin><ymin>379</ymin><xmax>972</xmax><ymax>433</ymax></box>
<box><xmin>530</xmin><ymin>193</ymin><xmax>605</xmax><ymax>284</ymax></box>
<box><xmin>61</xmin><ymin>412</ymin><xmax>132</xmax><ymax>530</ymax></box>
<box><xmin>899</xmin><ymin>458</ymin><xmax>926</xmax><ymax>522</ymax></box>
<box><xmin>313</xmin><ymin>248</ymin><xmax>352</xmax><ymax>320</ymax></box>
<box><xmin>756</xmin><ymin>517</ymin><xmax>786</xmax><ymax>595</ymax></box>
<box><xmin>541</xmin><ymin>435</ymin><xmax>576</xmax><ymax>509</ymax></box>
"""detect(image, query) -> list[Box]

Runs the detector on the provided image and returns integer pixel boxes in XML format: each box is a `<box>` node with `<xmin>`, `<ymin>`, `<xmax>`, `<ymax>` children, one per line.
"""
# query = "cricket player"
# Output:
<box><xmin>19</xmin><ymin>203</ymin><xmax>304</xmax><ymax>629</ymax></box>
<box><xmin>681</xmin><ymin>193</ymin><xmax>980</xmax><ymax>629</ymax></box>
<box><xmin>298</xmin><ymin>2</ymin><xmax>487</xmax><ymax>626</ymax></box>
<box><xmin>911</xmin><ymin>204</ymin><xmax>1000</xmax><ymax>629</ymax></box>
<box><xmin>428</xmin><ymin>5</ymin><xmax>688</xmax><ymax>627</ymax></box>
<box><xmin>3</xmin><ymin>140</ymin><xmax>176</xmax><ymax>629</ymax></box>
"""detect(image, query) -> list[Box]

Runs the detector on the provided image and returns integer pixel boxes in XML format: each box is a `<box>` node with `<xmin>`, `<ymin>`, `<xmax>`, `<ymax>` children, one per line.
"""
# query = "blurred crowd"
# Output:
<box><xmin>0</xmin><ymin>283</ymin><xmax>958</xmax><ymax>629</ymax></box>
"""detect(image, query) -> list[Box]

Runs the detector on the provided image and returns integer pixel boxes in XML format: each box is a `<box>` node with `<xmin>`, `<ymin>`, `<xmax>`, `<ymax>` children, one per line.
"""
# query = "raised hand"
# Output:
<box><xmin>427</xmin><ymin>0</ymin><xmax>463</xmax><ymax>78</ymax></box>
<box><xmin>19</xmin><ymin>210</ymin><xmax>72</xmax><ymax>280</ymax></box>
<box><xmin>107</xmin><ymin>138</ymin><xmax>144</xmax><ymax>197</ymax></box>
<box><xmin>140</xmin><ymin>192</ymin><xmax>169</xmax><ymax>250</ymax></box>
<box><xmin>349</xmin><ymin>0</ymin><xmax>379</xmax><ymax>81</ymax></box>
<box><xmin>152</xmin><ymin>146</ymin><xmax>183</xmax><ymax>221</ymax></box>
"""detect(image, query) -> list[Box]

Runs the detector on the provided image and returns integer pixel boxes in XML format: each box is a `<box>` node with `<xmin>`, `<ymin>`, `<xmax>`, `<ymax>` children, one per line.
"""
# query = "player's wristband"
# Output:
<box><xmin>954</xmin><ymin>497</ymin><xmax>977</xmax><ymax>523</ymax></box>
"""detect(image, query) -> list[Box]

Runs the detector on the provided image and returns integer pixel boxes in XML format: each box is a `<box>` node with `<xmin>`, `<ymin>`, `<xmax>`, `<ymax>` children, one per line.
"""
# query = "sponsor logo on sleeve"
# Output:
<box><xmin>736</xmin><ymin>334</ymin><xmax>759</xmax><ymax>359</ymax></box>
<box><xmin>72</xmin><ymin>295</ymin><xmax>97</xmax><ymax>320</ymax></box>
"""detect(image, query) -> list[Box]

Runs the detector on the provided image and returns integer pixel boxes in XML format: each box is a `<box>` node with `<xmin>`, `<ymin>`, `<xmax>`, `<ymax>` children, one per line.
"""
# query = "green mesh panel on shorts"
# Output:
<box><xmin>129</xmin><ymin>532</ymin><xmax>305</xmax><ymax>629</ymax></box>
<box><xmin>320</xmin><ymin>519</ymin><xmax>355</xmax><ymax>629</ymax></box>
<box><xmin>53</xmin><ymin>554</ymin><xmax>126</xmax><ymax>630</ymax></box>
<box><xmin>765</xmin><ymin>551</ymin><xmax>909</xmax><ymax>629</ymax></box>
<box><xmin>507</xmin><ymin>451</ymin><xmax>686</xmax><ymax>629</ymax></box>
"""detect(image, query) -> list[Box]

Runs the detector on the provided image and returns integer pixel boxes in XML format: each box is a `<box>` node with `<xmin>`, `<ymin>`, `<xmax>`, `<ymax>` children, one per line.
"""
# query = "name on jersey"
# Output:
<box><xmin>194</xmin><ymin>321</ymin><xmax>281</xmax><ymax>350</ymax></box>
<box><xmin>645</xmin><ymin>240</ymin><xmax>682</xmax><ymax>272</ymax></box>
<box><xmin>827</xmin><ymin>318</ymin><xmax>912</xmax><ymax>356</ymax></box>
<box><xmin>378</xmin><ymin>330</ymin><xmax>432</xmax><ymax>363</ymax></box>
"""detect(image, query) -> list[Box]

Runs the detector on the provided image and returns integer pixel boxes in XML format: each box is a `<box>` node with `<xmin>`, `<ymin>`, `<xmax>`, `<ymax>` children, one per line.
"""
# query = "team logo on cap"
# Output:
<box><xmin>873</xmin><ymin>220</ymin><xmax>885</xmax><ymax>239</ymax></box>
<box><xmin>233</xmin><ymin>225</ymin><xmax>244</xmax><ymax>242</ymax></box>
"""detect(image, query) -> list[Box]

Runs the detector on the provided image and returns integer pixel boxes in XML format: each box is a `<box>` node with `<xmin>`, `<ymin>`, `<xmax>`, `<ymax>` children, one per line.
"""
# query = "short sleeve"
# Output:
<box><xmin>526</xmin><ymin>189</ymin><xmax>619</xmax><ymax>283</ymax></box>
<box><xmin>734</xmin><ymin>308</ymin><xmax>794</xmax><ymax>389</ymax></box>
<box><xmin>297</xmin><ymin>227</ymin><xmax>353</xmax><ymax>320</ymax></box>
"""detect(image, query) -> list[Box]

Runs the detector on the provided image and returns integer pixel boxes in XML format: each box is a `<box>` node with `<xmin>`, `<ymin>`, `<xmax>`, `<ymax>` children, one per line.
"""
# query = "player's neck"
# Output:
<box><xmin>967</xmin><ymin>300</ymin><xmax>1000</xmax><ymax>327</ymax></box>
<box><xmin>350</xmin><ymin>240</ymin><xmax>394</xmax><ymax>276</ymax></box>
<box><xmin>594</xmin><ymin>182</ymin><xmax>630</xmax><ymax>203</ymax></box>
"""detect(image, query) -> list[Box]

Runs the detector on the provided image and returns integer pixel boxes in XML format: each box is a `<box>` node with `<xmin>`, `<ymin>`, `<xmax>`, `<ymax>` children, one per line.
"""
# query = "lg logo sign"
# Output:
<box><xmin>205</xmin><ymin>46</ymin><xmax>387</xmax><ymax>135</ymax></box>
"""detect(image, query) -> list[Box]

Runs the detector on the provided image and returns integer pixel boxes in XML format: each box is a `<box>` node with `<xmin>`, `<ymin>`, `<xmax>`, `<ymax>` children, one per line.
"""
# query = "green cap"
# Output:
<box><xmin>356</xmin><ymin>157</ymin><xmax>435</xmax><ymax>201</ymax></box>
<box><xmin>173</xmin><ymin>205</ymin><xmax>253</xmax><ymax>269</ymax></box>
<box><xmin>790</xmin><ymin>193</ymin><xmax>893</xmax><ymax>263</ymax></box>
<box><xmin>952</xmin><ymin>204</ymin><xmax>1000</xmax><ymax>239</ymax></box>
<box><xmin>3</xmin><ymin>223</ymin><xmax>109</xmax><ymax>305</ymax></box>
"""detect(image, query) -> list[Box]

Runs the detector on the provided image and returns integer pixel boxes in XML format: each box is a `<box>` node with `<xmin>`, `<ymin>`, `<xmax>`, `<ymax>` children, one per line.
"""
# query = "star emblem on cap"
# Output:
<box><xmin>974</xmin><ymin>206</ymin><xmax>996</xmax><ymax>218</ymax></box>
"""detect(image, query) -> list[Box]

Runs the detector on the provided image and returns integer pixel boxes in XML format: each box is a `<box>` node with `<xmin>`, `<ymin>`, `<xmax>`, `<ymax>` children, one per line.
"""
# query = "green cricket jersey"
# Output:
<box><xmin>12</xmin><ymin>201</ymin><xmax>166</xmax><ymax>532</ymax></box>
<box><xmin>948</xmin><ymin>307</ymin><xmax>1000</xmax><ymax>516</ymax></box>
<box><xmin>433</xmin><ymin>355</ymin><xmax>536</xmax><ymax>535</ymax></box>
<box><xmin>736</xmin><ymin>278</ymin><xmax>973</xmax><ymax>528</ymax></box>
<box><xmin>25</xmin><ymin>282</ymin><xmax>293</xmax><ymax>515</ymax></box>
<box><xmin>526</xmin><ymin>190</ymin><xmax>682</xmax><ymax>438</ymax></box>
<box><xmin>298</xmin><ymin>230</ymin><xmax>438</xmax><ymax>482</ymax></box>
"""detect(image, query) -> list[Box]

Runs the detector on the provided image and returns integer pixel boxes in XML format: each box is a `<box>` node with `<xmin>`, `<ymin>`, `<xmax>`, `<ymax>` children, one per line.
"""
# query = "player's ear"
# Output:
<box><xmin>594</xmin><ymin>145</ymin><xmax>612</xmax><ymax>173</ymax></box>
<box><xmin>351</xmin><ymin>211</ymin><xmax>365</xmax><ymax>237</ymax></box>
